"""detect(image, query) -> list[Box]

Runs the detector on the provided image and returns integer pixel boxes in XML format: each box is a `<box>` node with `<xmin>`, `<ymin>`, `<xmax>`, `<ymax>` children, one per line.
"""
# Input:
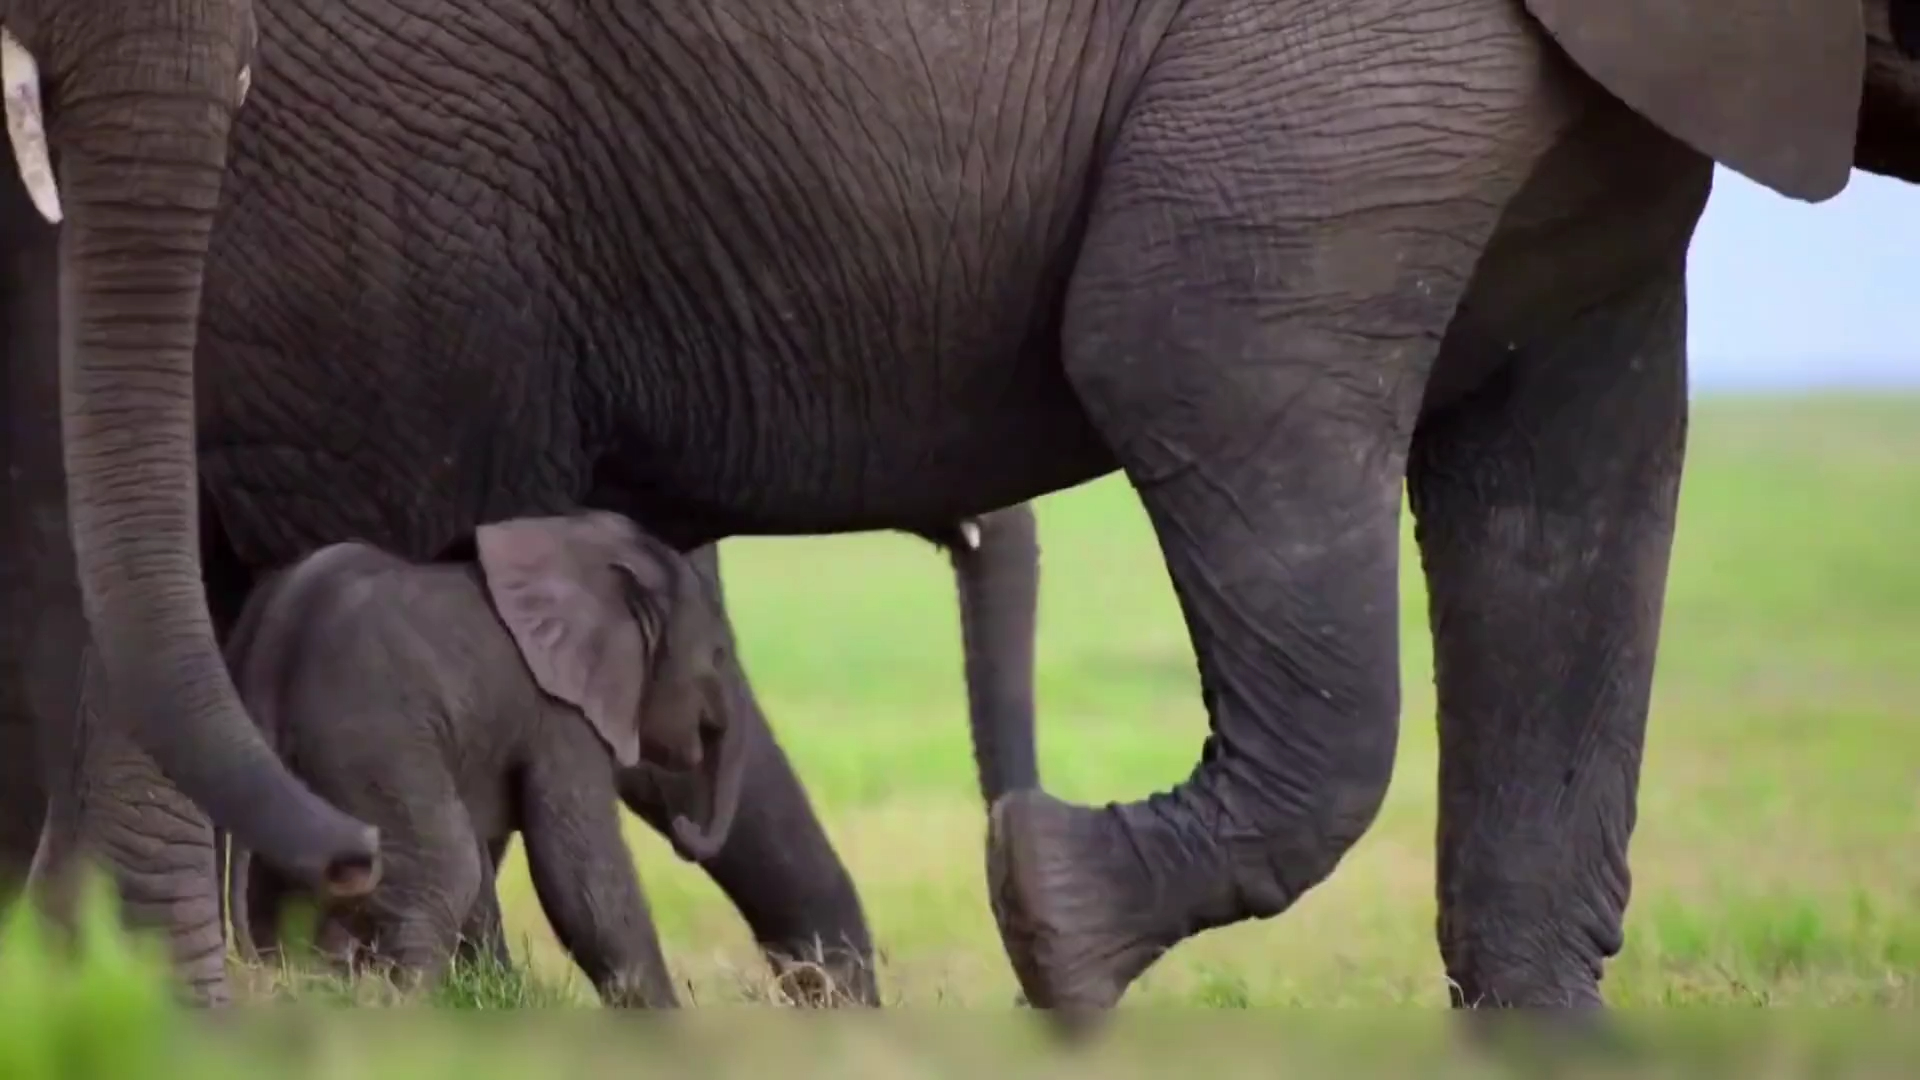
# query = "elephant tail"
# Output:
<box><xmin>942</xmin><ymin>505</ymin><xmax>1041</xmax><ymax>805</ymax></box>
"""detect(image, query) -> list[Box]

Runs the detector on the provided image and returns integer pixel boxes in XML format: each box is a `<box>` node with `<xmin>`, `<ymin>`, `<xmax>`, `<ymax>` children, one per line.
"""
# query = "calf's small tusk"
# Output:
<box><xmin>0</xmin><ymin>28</ymin><xmax>61</xmax><ymax>225</ymax></box>
<box><xmin>958</xmin><ymin>519</ymin><xmax>983</xmax><ymax>551</ymax></box>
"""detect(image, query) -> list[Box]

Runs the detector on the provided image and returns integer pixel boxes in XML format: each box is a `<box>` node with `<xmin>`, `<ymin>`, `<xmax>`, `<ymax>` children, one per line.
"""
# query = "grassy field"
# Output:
<box><xmin>469</xmin><ymin>392</ymin><xmax>1920</xmax><ymax>1009</ymax></box>
<box><xmin>6</xmin><ymin>393</ymin><xmax>1920</xmax><ymax>1074</ymax></box>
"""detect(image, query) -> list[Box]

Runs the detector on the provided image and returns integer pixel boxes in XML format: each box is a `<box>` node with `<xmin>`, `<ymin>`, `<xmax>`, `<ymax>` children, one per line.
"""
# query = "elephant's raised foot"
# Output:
<box><xmin>986</xmin><ymin>790</ymin><xmax>1173</xmax><ymax>1030</ymax></box>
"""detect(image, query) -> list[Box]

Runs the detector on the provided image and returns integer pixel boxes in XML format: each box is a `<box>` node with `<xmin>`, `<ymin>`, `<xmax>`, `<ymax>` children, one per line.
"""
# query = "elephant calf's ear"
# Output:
<box><xmin>1523</xmin><ymin>0</ymin><xmax>1863</xmax><ymax>203</ymax></box>
<box><xmin>474</xmin><ymin>518</ymin><xmax>648</xmax><ymax>768</ymax></box>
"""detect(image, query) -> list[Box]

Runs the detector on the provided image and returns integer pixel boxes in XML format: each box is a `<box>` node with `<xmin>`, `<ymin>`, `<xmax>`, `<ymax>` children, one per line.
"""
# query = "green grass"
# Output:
<box><xmin>516</xmin><ymin>392</ymin><xmax>1920</xmax><ymax>1010</ymax></box>
<box><xmin>6</xmin><ymin>393</ymin><xmax>1920</xmax><ymax>1071</ymax></box>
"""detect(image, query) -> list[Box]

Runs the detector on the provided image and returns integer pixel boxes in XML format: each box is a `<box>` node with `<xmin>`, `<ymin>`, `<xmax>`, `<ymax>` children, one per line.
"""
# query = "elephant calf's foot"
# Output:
<box><xmin>765</xmin><ymin>948</ymin><xmax>875</xmax><ymax>1008</ymax></box>
<box><xmin>986</xmin><ymin>790</ymin><xmax>1199</xmax><ymax>1028</ymax></box>
<box><xmin>596</xmin><ymin>969</ymin><xmax>681</xmax><ymax>1009</ymax></box>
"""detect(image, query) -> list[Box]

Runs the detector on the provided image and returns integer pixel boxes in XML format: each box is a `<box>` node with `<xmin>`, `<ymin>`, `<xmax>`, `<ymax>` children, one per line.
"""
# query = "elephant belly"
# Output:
<box><xmin>538</xmin><ymin>0</ymin><xmax>1167</xmax><ymax>534</ymax></box>
<box><xmin>601</xmin><ymin>340</ymin><xmax>1121</xmax><ymax>544</ymax></box>
<box><xmin>197</xmin><ymin>0</ymin><xmax>1163</xmax><ymax>558</ymax></box>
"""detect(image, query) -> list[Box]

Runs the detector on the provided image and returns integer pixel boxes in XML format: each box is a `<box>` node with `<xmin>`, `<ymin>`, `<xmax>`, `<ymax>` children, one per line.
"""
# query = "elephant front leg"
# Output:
<box><xmin>618</xmin><ymin>737</ymin><xmax>871</xmax><ymax>1007</ymax></box>
<box><xmin>524</xmin><ymin>731</ymin><xmax>679</xmax><ymax>1009</ymax></box>
<box><xmin>69</xmin><ymin>658</ymin><xmax>230</xmax><ymax>1006</ymax></box>
<box><xmin>1408</xmin><ymin>176</ymin><xmax>1704</xmax><ymax>1011</ymax></box>
<box><xmin>0</xmin><ymin>578</ymin><xmax>60</xmax><ymax>903</ymax></box>
<box><xmin>984</xmin><ymin>15</ymin><xmax>1558</xmax><ymax>1018</ymax></box>
<box><xmin>0</xmin><ymin>190</ymin><xmax>83</xmax><ymax>909</ymax></box>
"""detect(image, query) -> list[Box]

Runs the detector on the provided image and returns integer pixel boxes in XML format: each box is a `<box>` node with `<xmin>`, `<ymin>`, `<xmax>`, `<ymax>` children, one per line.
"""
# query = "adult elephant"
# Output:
<box><xmin>0</xmin><ymin>0</ymin><xmax>384</xmax><ymax>997</ymax></box>
<box><xmin>8</xmin><ymin>0</ymin><xmax>1920</xmax><ymax>1024</ymax></box>
<box><xmin>0</xmin><ymin>1</ymin><xmax>1044</xmax><ymax>1005</ymax></box>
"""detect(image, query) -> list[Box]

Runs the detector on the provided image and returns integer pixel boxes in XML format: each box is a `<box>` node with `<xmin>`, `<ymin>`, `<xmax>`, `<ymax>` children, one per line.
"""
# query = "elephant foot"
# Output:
<box><xmin>1447</xmin><ymin>952</ymin><xmax>1608</xmax><ymax>1014</ymax></box>
<box><xmin>986</xmin><ymin>790</ymin><xmax>1178</xmax><ymax>1031</ymax></box>
<box><xmin>598</xmin><ymin>972</ymin><xmax>681</xmax><ymax>1009</ymax></box>
<box><xmin>764</xmin><ymin>940</ymin><xmax>878</xmax><ymax>1007</ymax></box>
<box><xmin>1454</xmin><ymin>1001</ymin><xmax>1635</xmax><ymax>1070</ymax></box>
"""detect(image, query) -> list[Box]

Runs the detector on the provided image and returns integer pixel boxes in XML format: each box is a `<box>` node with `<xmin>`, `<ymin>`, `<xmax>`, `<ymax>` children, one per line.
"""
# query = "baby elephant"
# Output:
<box><xmin>222</xmin><ymin>511</ymin><xmax>744</xmax><ymax>1006</ymax></box>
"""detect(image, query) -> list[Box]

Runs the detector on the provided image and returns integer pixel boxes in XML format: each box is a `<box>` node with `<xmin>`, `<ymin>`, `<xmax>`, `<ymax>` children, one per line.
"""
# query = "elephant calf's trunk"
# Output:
<box><xmin>669</xmin><ymin>686</ymin><xmax>748</xmax><ymax>863</ymax></box>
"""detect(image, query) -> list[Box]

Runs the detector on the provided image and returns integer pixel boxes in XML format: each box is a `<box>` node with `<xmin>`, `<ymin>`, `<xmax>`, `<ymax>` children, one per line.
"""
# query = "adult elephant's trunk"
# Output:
<box><xmin>36</xmin><ymin>29</ymin><xmax>376</xmax><ymax>893</ymax></box>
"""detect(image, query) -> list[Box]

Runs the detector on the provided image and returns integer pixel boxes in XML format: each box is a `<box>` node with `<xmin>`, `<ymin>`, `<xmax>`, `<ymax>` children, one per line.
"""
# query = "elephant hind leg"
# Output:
<box><xmin>985</xmin><ymin>6</ymin><xmax>1567</xmax><ymax>1021</ymax></box>
<box><xmin>359</xmin><ymin>800</ymin><xmax>483</xmax><ymax>996</ymax></box>
<box><xmin>452</xmin><ymin>835</ymin><xmax>512</xmax><ymax>974</ymax></box>
<box><xmin>1409</xmin><ymin>153</ymin><xmax>1707</xmax><ymax>1010</ymax></box>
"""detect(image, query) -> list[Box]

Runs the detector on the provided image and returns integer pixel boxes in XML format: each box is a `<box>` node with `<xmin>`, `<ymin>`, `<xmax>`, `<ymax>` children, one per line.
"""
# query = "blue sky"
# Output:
<box><xmin>1689</xmin><ymin>168</ymin><xmax>1917</xmax><ymax>391</ymax></box>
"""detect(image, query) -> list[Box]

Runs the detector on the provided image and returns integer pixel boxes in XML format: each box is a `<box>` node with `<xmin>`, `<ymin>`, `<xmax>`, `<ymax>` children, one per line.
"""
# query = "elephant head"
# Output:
<box><xmin>475</xmin><ymin>512</ymin><xmax>747</xmax><ymax>864</ymax></box>
<box><xmin>0</xmin><ymin>0</ymin><xmax>377</xmax><ymax>893</ymax></box>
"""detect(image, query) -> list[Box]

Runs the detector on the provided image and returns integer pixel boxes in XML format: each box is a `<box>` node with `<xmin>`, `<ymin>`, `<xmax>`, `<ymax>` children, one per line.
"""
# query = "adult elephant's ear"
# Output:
<box><xmin>1524</xmin><ymin>0</ymin><xmax>1863</xmax><ymax>203</ymax></box>
<box><xmin>475</xmin><ymin>516</ymin><xmax>651</xmax><ymax>769</ymax></box>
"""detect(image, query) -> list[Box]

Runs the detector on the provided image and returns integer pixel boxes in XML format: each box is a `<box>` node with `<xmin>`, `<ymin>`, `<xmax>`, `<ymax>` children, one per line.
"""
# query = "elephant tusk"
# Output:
<box><xmin>0</xmin><ymin>28</ymin><xmax>61</xmax><ymax>225</ymax></box>
<box><xmin>958</xmin><ymin>519</ymin><xmax>982</xmax><ymax>551</ymax></box>
<box><xmin>237</xmin><ymin>64</ymin><xmax>252</xmax><ymax>107</ymax></box>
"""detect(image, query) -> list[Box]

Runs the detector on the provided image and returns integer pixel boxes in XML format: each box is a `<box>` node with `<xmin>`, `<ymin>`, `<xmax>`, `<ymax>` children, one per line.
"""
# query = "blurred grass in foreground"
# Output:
<box><xmin>7</xmin><ymin>875</ymin><xmax>1920</xmax><ymax>1078</ymax></box>
<box><xmin>1</xmin><ymin>393</ymin><xmax>1918</xmax><ymax>1074</ymax></box>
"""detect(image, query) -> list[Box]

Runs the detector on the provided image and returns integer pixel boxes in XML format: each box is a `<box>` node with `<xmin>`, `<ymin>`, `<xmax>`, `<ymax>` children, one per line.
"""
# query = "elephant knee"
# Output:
<box><xmin>1219</xmin><ymin>723</ymin><xmax>1398</xmax><ymax>921</ymax></box>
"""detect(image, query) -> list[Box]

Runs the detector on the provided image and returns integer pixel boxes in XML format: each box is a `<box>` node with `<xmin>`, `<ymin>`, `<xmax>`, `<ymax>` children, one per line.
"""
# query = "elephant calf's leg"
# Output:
<box><xmin>618</xmin><ymin>721</ymin><xmax>877</xmax><ymax>1004</ymax></box>
<box><xmin>1409</xmin><ymin>161</ymin><xmax>1706</xmax><ymax>1010</ymax></box>
<box><xmin>525</xmin><ymin>731</ymin><xmax>678</xmax><ymax>1008</ymax></box>
<box><xmin>453</xmin><ymin>836</ymin><xmax>512</xmax><ymax>973</ymax></box>
<box><xmin>362</xmin><ymin>822</ymin><xmax>480</xmax><ymax>991</ymax></box>
<box><xmin>619</xmin><ymin>546</ymin><xmax>878</xmax><ymax>1006</ymax></box>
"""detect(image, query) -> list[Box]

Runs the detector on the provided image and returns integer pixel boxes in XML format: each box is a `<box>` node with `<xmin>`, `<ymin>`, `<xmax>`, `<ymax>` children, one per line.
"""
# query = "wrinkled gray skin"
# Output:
<box><xmin>221</xmin><ymin>515</ymin><xmax>741</xmax><ymax>1007</ymax></box>
<box><xmin>0</xmin><ymin>0</ymin><xmax>381</xmax><ymax>910</ymax></box>
<box><xmin>0</xmin><ymin>0</ymin><xmax>345</xmax><ymax>1009</ymax></box>
<box><xmin>3</xmin><ymin>0</ymin><xmax>1917</xmax><ymax>1027</ymax></box>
